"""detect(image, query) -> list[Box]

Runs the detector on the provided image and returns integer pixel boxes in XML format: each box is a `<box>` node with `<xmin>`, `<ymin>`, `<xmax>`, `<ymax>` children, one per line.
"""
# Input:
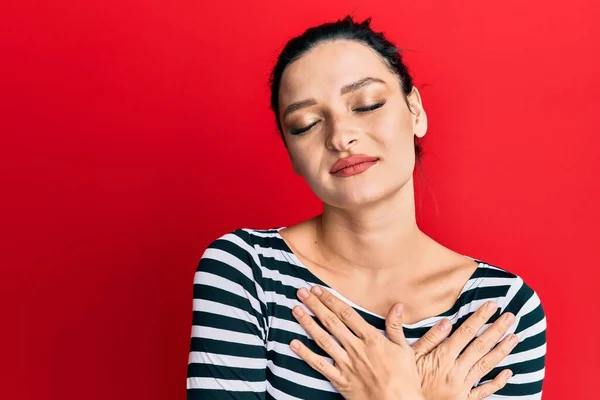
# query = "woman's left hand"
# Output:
<box><xmin>289</xmin><ymin>285</ymin><xmax>425</xmax><ymax>400</ymax></box>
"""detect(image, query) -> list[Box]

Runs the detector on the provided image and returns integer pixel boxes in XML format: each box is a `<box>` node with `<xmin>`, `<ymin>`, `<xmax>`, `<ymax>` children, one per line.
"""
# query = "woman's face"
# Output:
<box><xmin>278</xmin><ymin>40</ymin><xmax>427</xmax><ymax>209</ymax></box>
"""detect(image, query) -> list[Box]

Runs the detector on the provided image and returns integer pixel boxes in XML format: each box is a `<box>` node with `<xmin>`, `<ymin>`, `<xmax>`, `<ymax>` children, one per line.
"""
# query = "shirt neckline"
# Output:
<box><xmin>272</xmin><ymin>227</ymin><xmax>486</xmax><ymax>329</ymax></box>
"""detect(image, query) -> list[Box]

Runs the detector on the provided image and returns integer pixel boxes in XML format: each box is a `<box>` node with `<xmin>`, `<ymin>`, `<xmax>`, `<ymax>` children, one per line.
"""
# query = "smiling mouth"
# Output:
<box><xmin>330</xmin><ymin>158</ymin><xmax>379</xmax><ymax>177</ymax></box>
<box><xmin>330</xmin><ymin>155</ymin><xmax>380</xmax><ymax>174</ymax></box>
<box><xmin>334</xmin><ymin>160</ymin><xmax>371</xmax><ymax>172</ymax></box>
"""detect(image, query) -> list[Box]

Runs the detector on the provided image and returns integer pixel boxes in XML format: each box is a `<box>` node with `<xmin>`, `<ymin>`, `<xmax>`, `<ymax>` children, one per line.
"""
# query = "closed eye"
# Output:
<box><xmin>288</xmin><ymin>101</ymin><xmax>386</xmax><ymax>135</ymax></box>
<box><xmin>354</xmin><ymin>101</ymin><xmax>386</xmax><ymax>112</ymax></box>
<box><xmin>289</xmin><ymin>120</ymin><xmax>320</xmax><ymax>136</ymax></box>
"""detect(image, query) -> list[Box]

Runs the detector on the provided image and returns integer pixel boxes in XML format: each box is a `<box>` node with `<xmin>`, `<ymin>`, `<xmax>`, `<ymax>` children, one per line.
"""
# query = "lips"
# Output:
<box><xmin>330</xmin><ymin>154</ymin><xmax>379</xmax><ymax>174</ymax></box>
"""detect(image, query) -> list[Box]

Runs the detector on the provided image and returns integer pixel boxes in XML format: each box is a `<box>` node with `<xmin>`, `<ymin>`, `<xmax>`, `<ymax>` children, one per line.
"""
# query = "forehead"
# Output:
<box><xmin>278</xmin><ymin>40</ymin><xmax>395</xmax><ymax>105</ymax></box>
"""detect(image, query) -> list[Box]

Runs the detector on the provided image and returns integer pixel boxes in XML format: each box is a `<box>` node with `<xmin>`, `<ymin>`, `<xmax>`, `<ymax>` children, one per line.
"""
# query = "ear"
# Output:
<box><xmin>407</xmin><ymin>87</ymin><xmax>428</xmax><ymax>139</ymax></box>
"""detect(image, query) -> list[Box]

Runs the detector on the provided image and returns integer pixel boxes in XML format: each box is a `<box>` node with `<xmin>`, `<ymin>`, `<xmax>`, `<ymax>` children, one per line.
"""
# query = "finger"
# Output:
<box><xmin>290</xmin><ymin>338</ymin><xmax>344</xmax><ymax>384</ymax></box>
<box><xmin>292</xmin><ymin>305</ymin><xmax>350</xmax><ymax>364</ymax></box>
<box><xmin>411</xmin><ymin>318</ymin><xmax>452</xmax><ymax>358</ymax></box>
<box><xmin>466</xmin><ymin>334</ymin><xmax>519</xmax><ymax>386</ymax></box>
<box><xmin>445</xmin><ymin>301</ymin><xmax>498</xmax><ymax>358</ymax></box>
<box><xmin>468</xmin><ymin>369</ymin><xmax>513</xmax><ymax>400</ymax></box>
<box><xmin>457</xmin><ymin>311</ymin><xmax>515</xmax><ymax>371</ymax></box>
<box><xmin>385</xmin><ymin>303</ymin><xmax>407</xmax><ymax>346</ymax></box>
<box><xmin>309</xmin><ymin>286</ymin><xmax>378</xmax><ymax>341</ymax></box>
<box><xmin>296</xmin><ymin>287</ymin><xmax>357</xmax><ymax>348</ymax></box>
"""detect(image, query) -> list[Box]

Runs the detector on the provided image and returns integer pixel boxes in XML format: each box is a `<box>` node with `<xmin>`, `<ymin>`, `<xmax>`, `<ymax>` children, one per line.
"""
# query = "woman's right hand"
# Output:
<box><xmin>401</xmin><ymin>302</ymin><xmax>518</xmax><ymax>400</ymax></box>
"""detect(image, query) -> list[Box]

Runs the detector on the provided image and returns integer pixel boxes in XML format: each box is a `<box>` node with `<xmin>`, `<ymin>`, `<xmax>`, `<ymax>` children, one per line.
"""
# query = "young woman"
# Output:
<box><xmin>187</xmin><ymin>16</ymin><xmax>546</xmax><ymax>399</ymax></box>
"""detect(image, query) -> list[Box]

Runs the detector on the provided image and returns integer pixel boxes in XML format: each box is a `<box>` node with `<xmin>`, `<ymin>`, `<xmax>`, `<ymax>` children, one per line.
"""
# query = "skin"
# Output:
<box><xmin>290</xmin><ymin>286</ymin><xmax>517</xmax><ymax>400</ymax></box>
<box><xmin>276</xmin><ymin>40</ymin><xmax>517</xmax><ymax>399</ymax></box>
<box><xmin>278</xmin><ymin>39</ymin><xmax>479</xmax><ymax>326</ymax></box>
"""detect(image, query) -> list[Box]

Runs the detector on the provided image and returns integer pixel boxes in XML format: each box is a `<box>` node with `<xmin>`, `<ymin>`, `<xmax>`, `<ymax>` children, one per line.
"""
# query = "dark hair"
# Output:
<box><xmin>268</xmin><ymin>15</ymin><xmax>423</xmax><ymax>161</ymax></box>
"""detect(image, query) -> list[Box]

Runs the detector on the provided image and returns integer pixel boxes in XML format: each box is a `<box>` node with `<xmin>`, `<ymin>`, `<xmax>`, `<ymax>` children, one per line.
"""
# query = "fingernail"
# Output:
<box><xmin>311</xmin><ymin>286</ymin><xmax>323</xmax><ymax>296</ymax></box>
<box><xmin>508</xmin><ymin>334</ymin><xmax>519</xmax><ymax>346</ymax></box>
<box><xmin>486</xmin><ymin>301</ymin><xmax>497</xmax><ymax>311</ymax></box>
<box><xmin>439</xmin><ymin>319</ymin><xmax>451</xmax><ymax>331</ymax></box>
<box><xmin>290</xmin><ymin>340</ymin><xmax>300</xmax><ymax>350</ymax></box>
<box><xmin>504</xmin><ymin>313</ymin><xmax>515</xmax><ymax>324</ymax></box>
<box><xmin>503</xmin><ymin>370</ymin><xmax>513</xmax><ymax>379</ymax></box>
<box><xmin>293</xmin><ymin>306</ymin><xmax>305</xmax><ymax>317</ymax></box>
<box><xmin>298</xmin><ymin>288</ymin><xmax>309</xmax><ymax>299</ymax></box>
<box><xmin>394</xmin><ymin>304</ymin><xmax>404</xmax><ymax>315</ymax></box>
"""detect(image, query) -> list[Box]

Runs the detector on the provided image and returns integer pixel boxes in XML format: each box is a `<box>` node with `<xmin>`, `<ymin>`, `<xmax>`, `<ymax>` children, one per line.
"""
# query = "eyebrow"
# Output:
<box><xmin>282</xmin><ymin>77</ymin><xmax>386</xmax><ymax>119</ymax></box>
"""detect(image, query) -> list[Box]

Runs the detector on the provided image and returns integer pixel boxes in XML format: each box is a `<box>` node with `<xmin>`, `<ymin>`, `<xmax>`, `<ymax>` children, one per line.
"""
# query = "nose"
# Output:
<box><xmin>325</xmin><ymin>115</ymin><xmax>359</xmax><ymax>152</ymax></box>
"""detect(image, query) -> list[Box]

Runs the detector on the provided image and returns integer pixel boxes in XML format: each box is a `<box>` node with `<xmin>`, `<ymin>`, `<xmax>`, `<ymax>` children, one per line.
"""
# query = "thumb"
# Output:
<box><xmin>385</xmin><ymin>303</ymin><xmax>407</xmax><ymax>345</ymax></box>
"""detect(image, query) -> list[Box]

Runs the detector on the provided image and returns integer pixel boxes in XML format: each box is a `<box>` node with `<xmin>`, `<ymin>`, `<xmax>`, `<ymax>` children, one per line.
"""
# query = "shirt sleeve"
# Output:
<box><xmin>187</xmin><ymin>230</ymin><xmax>268</xmax><ymax>399</ymax></box>
<box><xmin>483</xmin><ymin>277</ymin><xmax>547</xmax><ymax>399</ymax></box>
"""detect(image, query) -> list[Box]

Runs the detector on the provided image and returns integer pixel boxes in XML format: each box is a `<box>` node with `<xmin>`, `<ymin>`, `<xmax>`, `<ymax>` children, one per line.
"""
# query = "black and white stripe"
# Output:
<box><xmin>187</xmin><ymin>228</ymin><xmax>546</xmax><ymax>399</ymax></box>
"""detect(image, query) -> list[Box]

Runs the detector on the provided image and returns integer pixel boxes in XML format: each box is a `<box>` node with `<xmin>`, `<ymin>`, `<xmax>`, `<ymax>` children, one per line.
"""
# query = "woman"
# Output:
<box><xmin>187</xmin><ymin>16</ymin><xmax>546</xmax><ymax>399</ymax></box>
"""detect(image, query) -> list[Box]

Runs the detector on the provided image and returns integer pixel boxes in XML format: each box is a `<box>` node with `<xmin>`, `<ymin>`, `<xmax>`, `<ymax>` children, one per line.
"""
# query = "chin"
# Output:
<box><xmin>315</xmin><ymin>173</ymin><xmax>414</xmax><ymax>209</ymax></box>
<box><xmin>321</xmin><ymin>183</ymin><xmax>391</xmax><ymax>209</ymax></box>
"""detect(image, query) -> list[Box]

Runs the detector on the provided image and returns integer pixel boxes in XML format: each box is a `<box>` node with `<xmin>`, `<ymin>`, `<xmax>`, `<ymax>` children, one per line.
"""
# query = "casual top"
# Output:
<box><xmin>187</xmin><ymin>228</ymin><xmax>546</xmax><ymax>399</ymax></box>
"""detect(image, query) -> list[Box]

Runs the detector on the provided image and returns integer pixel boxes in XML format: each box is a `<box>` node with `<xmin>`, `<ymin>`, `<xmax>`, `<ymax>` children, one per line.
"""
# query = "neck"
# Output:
<box><xmin>315</xmin><ymin>179</ymin><xmax>429</xmax><ymax>275</ymax></box>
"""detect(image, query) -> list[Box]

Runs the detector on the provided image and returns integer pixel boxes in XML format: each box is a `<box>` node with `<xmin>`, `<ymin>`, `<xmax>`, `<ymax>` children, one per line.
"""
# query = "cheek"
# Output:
<box><xmin>391</xmin><ymin>132</ymin><xmax>417</xmax><ymax>170</ymax></box>
<box><xmin>373</xmin><ymin>109</ymin><xmax>414</xmax><ymax>148</ymax></box>
<box><xmin>288</xmin><ymin>142</ymin><xmax>323</xmax><ymax>176</ymax></box>
<box><xmin>375</xmin><ymin>112</ymin><xmax>417</xmax><ymax>173</ymax></box>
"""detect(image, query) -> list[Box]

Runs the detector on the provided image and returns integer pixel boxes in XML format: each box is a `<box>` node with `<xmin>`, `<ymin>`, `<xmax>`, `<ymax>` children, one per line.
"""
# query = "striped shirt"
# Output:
<box><xmin>187</xmin><ymin>228</ymin><xmax>546</xmax><ymax>399</ymax></box>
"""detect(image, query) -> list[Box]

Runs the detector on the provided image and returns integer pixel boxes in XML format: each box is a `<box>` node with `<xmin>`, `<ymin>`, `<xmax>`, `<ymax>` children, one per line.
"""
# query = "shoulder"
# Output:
<box><xmin>197</xmin><ymin>227</ymin><xmax>287</xmax><ymax>276</ymax></box>
<box><xmin>467</xmin><ymin>261</ymin><xmax>547</xmax><ymax>397</ymax></box>
<box><xmin>473</xmin><ymin>260</ymin><xmax>546</xmax><ymax>333</ymax></box>
<box><xmin>476</xmin><ymin>261</ymin><xmax>544</xmax><ymax>311</ymax></box>
<box><xmin>201</xmin><ymin>226</ymin><xmax>286</xmax><ymax>258</ymax></box>
<box><xmin>193</xmin><ymin>228</ymin><xmax>279</xmax><ymax>305</ymax></box>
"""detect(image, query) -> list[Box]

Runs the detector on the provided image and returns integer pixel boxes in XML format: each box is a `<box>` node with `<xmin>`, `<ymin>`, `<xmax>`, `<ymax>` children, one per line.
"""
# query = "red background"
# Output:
<box><xmin>1</xmin><ymin>0</ymin><xmax>599</xmax><ymax>399</ymax></box>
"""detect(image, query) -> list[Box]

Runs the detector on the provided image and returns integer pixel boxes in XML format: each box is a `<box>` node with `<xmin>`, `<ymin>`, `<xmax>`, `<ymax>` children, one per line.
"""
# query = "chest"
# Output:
<box><xmin>301</xmin><ymin>263</ymin><xmax>470</xmax><ymax>325</ymax></box>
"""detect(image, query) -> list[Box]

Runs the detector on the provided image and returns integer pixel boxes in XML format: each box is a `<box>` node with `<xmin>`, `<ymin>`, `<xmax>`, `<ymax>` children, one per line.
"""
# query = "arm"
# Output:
<box><xmin>481</xmin><ymin>278</ymin><xmax>547</xmax><ymax>399</ymax></box>
<box><xmin>187</xmin><ymin>231</ymin><xmax>268</xmax><ymax>399</ymax></box>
